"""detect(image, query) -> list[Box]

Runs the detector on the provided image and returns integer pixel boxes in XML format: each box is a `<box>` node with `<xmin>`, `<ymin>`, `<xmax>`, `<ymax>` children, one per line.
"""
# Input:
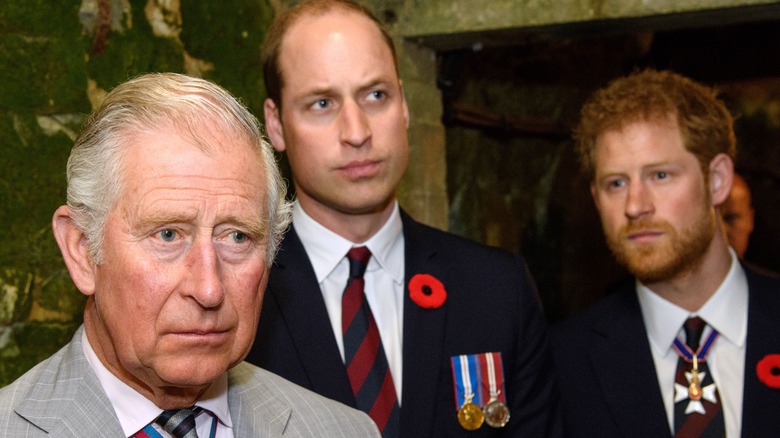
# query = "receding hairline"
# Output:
<box><xmin>262</xmin><ymin>0</ymin><xmax>398</xmax><ymax>107</ymax></box>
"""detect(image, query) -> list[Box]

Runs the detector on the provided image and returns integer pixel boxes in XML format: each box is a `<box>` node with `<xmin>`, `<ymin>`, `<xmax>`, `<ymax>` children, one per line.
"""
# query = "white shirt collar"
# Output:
<box><xmin>82</xmin><ymin>330</ymin><xmax>232</xmax><ymax>437</ymax></box>
<box><xmin>637</xmin><ymin>248</ymin><xmax>748</xmax><ymax>358</ymax></box>
<box><xmin>293</xmin><ymin>200</ymin><xmax>404</xmax><ymax>283</ymax></box>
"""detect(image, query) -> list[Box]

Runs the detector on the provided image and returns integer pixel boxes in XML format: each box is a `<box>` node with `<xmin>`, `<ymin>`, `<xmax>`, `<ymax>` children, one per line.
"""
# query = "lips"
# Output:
<box><xmin>621</xmin><ymin>222</ymin><xmax>669</xmax><ymax>244</ymax></box>
<box><xmin>166</xmin><ymin>325</ymin><xmax>231</xmax><ymax>338</ymax></box>
<box><xmin>627</xmin><ymin>229</ymin><xmax>663</xmax><ymax>242</ymax></box>
<box><xmin>338</xmin><ymin>159</ymin><xmax>381</xmax><ymax>179</ymax></box>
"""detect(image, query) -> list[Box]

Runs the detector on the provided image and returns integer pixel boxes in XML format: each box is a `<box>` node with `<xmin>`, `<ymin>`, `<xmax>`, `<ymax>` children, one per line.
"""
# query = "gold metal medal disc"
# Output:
<box><xmin>689</xmin><ymin>383</ymin><xmax>702</xmax><ymax>401</ymax></box>
<box><xmin>483</xmin><ymin>399</ymin><xmax>511</xmax><ymax>428</ymax></box>
<box><xmin>457</xmin><ymin>401</ymin><xmax>484</xmax><ymax>431</ymax></box>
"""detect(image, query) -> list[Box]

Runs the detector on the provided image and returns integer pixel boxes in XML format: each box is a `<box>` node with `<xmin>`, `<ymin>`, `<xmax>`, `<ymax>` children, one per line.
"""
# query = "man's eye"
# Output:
<box><xmin>656</xmin><ymin>171</ymin><xmax>668</xmax><ymax>179</ymax></box>
<box><xmin>313</xmin><ymin>99</ymin><xmax>329</xmax><ymax>109</ymax></box>
<box><xmin>157</xmin><ymin>229</ymin><xmax>177</xmax><ymax>242</ymax></box>
<box><xmin>230</xmin><ymin>231</ymin><xmax>248</xmax><ymax>244</ymax></box>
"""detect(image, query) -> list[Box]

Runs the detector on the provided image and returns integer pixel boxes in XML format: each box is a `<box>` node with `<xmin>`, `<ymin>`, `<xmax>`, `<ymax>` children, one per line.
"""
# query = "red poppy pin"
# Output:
<box><xmin>756</xmin><ymin>354</ymin><xmax>780</xmax><ymax>389</ymax></box>
<box><xmin>409</xmin><ymin>274</ymin><xmax>447</xmax><ymax>309</ymax></box>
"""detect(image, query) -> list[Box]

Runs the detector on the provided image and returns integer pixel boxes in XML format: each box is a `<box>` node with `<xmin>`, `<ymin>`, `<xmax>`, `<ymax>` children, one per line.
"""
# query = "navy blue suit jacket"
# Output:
<box><xmin>551</xmin><ymin>266</ymin><xmax>780</xmax><ymax>437</ymax></box>
<box><xmin>246</xmin><ymin>211</ymin><xmax>561</xmax><ymax>437</ymax></box>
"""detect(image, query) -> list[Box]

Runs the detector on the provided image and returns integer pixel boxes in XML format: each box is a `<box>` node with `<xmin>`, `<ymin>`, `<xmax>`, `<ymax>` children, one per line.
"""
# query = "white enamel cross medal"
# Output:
<box><xmin>673</xmin><ymin>337</ymin><xmax>720</xmax><ymax>415</ymax></box>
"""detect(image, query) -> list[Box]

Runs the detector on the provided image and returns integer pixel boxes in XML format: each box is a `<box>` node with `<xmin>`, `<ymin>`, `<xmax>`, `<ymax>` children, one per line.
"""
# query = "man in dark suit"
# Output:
<box><xmin>553</xmin><ymin>69</ymin><xmax>780</xmax><ymax>437</ymax></box>
<box><xmin>244</xmin><ymin>1</ymin><xmax>560</xmax><ymax>436</ymax></box>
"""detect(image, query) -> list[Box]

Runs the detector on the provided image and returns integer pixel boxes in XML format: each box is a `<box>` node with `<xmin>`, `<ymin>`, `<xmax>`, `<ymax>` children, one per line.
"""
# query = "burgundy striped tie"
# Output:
<box><xmin>342</xmin><ymin>247</ymin><xmax>400</xmax><ymax>436</ymax></box>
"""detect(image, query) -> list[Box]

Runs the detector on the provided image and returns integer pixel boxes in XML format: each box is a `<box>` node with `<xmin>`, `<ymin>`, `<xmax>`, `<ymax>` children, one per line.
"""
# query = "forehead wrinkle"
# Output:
<box><xmin>132</xmin><ymin>184</ymin><xmax>265</xmax><ymax>223</ymax></box>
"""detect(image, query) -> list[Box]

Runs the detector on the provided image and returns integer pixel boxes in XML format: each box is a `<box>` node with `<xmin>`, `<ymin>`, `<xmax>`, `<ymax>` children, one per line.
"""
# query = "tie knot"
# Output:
<box><xmin>347</xmin><ymin>246</ymin><xmax>371</xmax><ymax>279</ymax></box>
<box><xmin>155</xmin><ymin>406</ymin><xmax>202</xmax><ymax>438</ymax></box>
<box><xmin>684</xmin><ymin>316</ymin><xmax>706</xmax><ymax>350</ymax></box>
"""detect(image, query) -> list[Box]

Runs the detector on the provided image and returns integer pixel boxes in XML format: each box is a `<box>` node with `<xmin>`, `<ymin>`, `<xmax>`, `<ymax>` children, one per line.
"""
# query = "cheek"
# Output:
<box><xmin>229</xmin><ymin>264</ymin><xmax>268</xmax><ymax>309</ymax></box>
<box><xmin>101</xmin><ymin>260</ymin><xmax>177</xmax><ymax>326</ymax></box>
<box><xmin>595</xmin><ymin>200</ymin><xmax>621</xmax><ymax>228</ymax></box>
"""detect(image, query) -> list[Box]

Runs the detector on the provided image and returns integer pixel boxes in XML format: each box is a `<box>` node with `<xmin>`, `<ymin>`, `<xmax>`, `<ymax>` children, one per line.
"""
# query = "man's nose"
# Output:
<box><xmin>625</xmin><ymin>182</ymin><xmax>654</xmax><ymax>219</ymax></box>
<box><xmin>187</xmin><ymin>240</ymin><xmax>225</xmax><ymax>308</ymax></box>
<box><xmin>339</xmin><ymin>99</ymin><xmax>371</xmax><ymax>148</ymax></box>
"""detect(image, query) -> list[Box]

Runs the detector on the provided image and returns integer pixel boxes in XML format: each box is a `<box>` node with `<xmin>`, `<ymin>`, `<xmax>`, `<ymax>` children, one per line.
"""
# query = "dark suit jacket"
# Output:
<box><xmin>246</xmin><ymin>211</ymin><xmax>561</xmax><ymax>437</ymax></box>
<box><xmin>551</xmin><ymin>266</ymin><xmax>780</xmax><ymax>437</ymax></box>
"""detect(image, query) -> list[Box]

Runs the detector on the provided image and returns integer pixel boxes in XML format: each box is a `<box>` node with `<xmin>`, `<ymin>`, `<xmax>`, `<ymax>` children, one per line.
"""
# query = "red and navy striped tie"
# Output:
<box><xmin>342</xmin><ymin>247</ymin><xmax>400</xmax><ymax>436</ymax></box>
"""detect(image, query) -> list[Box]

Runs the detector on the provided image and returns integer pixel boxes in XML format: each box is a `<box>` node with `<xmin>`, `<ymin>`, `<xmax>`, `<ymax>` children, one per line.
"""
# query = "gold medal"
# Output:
<box><xmin>483</xmin><ymin>398</ymin><xmax>510</xmax><ymax>428</ymax></box>
<box><xmin>457</xmin><ymin>396</ymin><xmax>484</xmax><ymax>431</ymax></box>
<box><xmin>688</xmin><ymin>356</ymin><xmax>702</xmax><ymax>400</ymax></box>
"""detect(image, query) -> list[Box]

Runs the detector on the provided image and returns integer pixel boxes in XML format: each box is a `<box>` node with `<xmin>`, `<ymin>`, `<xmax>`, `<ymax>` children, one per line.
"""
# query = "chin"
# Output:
<box><xmin>158</xmin><ymin>357</ymin><xmax>231</xmax><ymax>387</ymax></box>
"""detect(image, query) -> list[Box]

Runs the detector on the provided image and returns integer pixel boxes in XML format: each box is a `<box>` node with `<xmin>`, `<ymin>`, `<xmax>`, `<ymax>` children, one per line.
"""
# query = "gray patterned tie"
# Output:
<box><xmin>155</xmin><ymin>406</ymin><xmax>202</xmax><ymax>438</ymax></box>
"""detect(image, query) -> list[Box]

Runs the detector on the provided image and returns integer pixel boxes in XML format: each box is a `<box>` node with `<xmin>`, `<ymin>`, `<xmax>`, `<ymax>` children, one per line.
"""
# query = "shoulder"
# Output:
<box><xmin>745</xmin><ymin>264</ymin><xmax>780</xmax><ymax>313</ymax></box>
<box><xmin>401</xmin><ymin>211</ymin><xmax>524</xmax><ymax>280</ymax></box>
<box><xmin>745</xmin><ymin>263</ymin><xmax>780</xmax><ymax>291</ymax></box>
<box><xmin>403</xmin><ymin>212</ymin><xmax>512</xmax><ymax>257</ymax></box>
<box><xmin>0</xmin><ymin>358</ymin><xmax>47</xmax><ymax>412</ymax></box>
<box><xmin>0</xmin><ymin>334</ymin><xmax>80</xmax><ymax>402</ymax></box>
<box><xmin>0</xmin><ymin>339</ymin><xmax>81</xmax><ymax>435</ymax></box>
<box><xmin>229</xmin><ymin>363</ymin><xmax>380</xmax><ymax>436</ymax></box>
<box><xmin>551</xmin><ymin>282</ymin><xmax>636</xmax><ymax>346</ymax></box>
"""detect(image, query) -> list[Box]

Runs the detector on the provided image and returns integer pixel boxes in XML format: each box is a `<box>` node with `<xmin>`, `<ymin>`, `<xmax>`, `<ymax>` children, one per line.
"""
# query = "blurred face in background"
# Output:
<box><xmin>721</xmin><ymin>174</ymin><xmax>754</xmax><ymax>258</ymax></box>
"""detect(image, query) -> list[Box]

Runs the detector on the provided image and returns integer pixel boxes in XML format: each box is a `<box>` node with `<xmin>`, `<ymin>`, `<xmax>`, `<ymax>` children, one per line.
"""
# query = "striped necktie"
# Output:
<box><xmin>341</xmin><ymin>247</ymin><xmax>400</xmax><ymax>436</ymax></box>
<box><xmin>673</xmin><ymin>317</ymin><xmax>725</xmax><ymax>437</ymax></box>
<box><xmin>155</xmin><ymin>406</ymin><xmax>202</xmax><ymax>438</ymax></box>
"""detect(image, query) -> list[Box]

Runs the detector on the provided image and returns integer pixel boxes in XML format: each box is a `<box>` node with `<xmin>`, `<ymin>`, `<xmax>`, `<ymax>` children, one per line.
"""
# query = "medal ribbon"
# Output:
<box><xmin>672</xmin><ymin>326</ymin><xmax>719</xmax><ymax>363</ymax></box>
<box><xmin>451</xmin><ymin>354</ymin><xmax>483</xmax><ymax>410</ymax></box>
<box><xmin>479</xmin><ymin>352</ymin><xmax>507</xmax><ymax>403</ymax></box>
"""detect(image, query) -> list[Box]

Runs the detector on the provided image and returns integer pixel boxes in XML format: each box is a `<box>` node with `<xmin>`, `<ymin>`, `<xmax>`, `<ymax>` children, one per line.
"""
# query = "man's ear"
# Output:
<box><xmin>399</xmin><ymin>80</ymin><xmax>410</xmax><ymax>129</ymax></box>
<box><xmin>52</xmin><ymin>205</ymin><xmax>96</xmax><ymax>296</ymax></box>
<box><xmin>264</xmin><ymin>98</ymin><xmax>286</xmax><ymax>152</ymax></box>
<box><xmin>709</xmin><ymin>153</ymin><xmax>734</xmax><ymax>206</ymax></box>
<box><xmin>590</xmin><ymin>182</ymin><xmax>601</xmax><ymax>211</ymax></box>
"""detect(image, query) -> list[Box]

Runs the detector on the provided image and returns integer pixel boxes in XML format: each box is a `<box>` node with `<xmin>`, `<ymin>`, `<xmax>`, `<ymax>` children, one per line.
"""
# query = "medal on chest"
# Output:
<box><xmin>450</xmin><ymin>352</ymin><xmax>510</xmax><ymax>431</ymax></box>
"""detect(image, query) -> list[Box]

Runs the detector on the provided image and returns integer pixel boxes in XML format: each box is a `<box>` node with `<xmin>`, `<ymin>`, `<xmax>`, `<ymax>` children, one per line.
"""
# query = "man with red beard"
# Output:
<box><xmin>552</xmin><ymin>69</ymin><xmax>780</xmax><ymax>437</ymax></box>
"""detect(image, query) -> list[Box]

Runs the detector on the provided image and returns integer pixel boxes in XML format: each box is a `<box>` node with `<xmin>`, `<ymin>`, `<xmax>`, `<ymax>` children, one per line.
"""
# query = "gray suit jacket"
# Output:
<box><xmin>0</xmin><ymin>326</ymin><xmax>380</xmax><ymax>437</ymax></box>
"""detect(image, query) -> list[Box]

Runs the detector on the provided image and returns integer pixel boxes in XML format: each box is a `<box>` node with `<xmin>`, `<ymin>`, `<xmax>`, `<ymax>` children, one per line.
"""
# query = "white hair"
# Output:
<box><xmin>66</xmin><ymin>72</ymin><xmax>292</xmax><ymax>263</ymax></box>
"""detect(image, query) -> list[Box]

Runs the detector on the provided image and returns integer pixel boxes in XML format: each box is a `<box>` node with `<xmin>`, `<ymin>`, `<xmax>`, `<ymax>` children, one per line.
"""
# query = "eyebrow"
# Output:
<box><xmin>298</xmin><ymin>76</ymin><xmax>395</xmax><ymax>98</ymax></box>
<box><xmin>136</xmin><ymin>211</ymin><xmax>267</xmax><ymax>238</ymax></box>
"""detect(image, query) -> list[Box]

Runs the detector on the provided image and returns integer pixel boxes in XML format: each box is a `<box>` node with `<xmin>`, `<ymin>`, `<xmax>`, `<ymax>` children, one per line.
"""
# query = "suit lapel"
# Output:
<box><xmin>399</xmin><ymin>212</ymin><xmax>448</xmax><ymax>437</ymax></box>
<box><xmin>228</xmin><ymin>363</ymin><xmax>292</xmax><ymax>436</ymax></box>
<box><xmin>268</xmin><ymin>227</ymin><xmax>355</xmax><ymax>406</ymax></box>
<box><xmin>588</xmin><ymin>287</ymin><xmax>671</xmax><ymax>437</ymax></box>
<box><xmin>740</xmin><ymin>268</ymin><xmax>780</xmax><ymax>435</ymax></box>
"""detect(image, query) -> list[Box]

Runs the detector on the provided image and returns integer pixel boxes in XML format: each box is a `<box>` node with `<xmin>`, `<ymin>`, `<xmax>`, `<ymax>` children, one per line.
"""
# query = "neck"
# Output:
<box><xmin>643</xmin><ymin>233</ymin><xmax>733</xmax><ymax>312</ymax></box>
<box><xmin>297</xmin><ymin>196</ymin><xmax>396</xmax><ymax>243</ymax></box>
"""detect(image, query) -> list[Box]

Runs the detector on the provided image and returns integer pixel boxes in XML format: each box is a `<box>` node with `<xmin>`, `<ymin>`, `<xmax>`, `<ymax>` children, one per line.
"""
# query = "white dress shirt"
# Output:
<box><xmin>292</xmin><ymin>200</ymin><xmax>405</xmax><ymax>401</ymax></box>
<box><xmin>637</xmin><ymin>248</ymin><xmax>747</xmax><ymax>438</ymax></box>
<box><xmin>82</xmin><ymin>330</ymin><xmax>234</xmax><ymax>437</ymax></box>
